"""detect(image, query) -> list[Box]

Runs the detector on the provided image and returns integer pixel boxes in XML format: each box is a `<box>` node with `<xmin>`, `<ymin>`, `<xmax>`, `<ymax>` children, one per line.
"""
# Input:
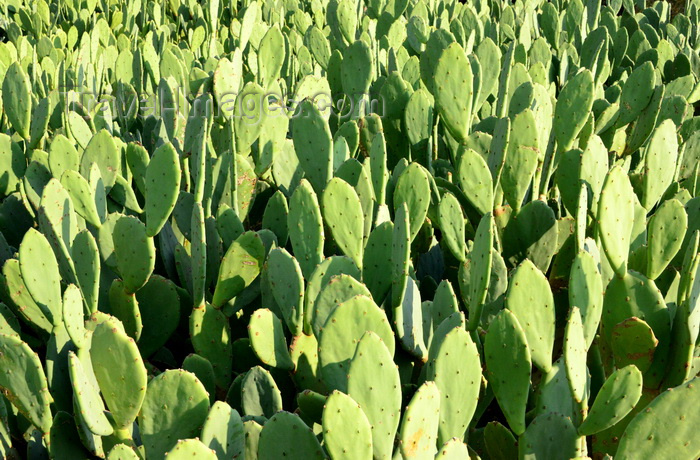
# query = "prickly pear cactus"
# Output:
<box><xmin>0</xmin><ymin>0</ymin><xmax>698</xmax><ymax>457</ymax></box>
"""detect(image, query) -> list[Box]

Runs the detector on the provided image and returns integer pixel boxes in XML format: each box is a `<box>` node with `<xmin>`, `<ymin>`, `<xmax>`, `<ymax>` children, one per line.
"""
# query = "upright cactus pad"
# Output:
<box><xmin>347</xmin><ymin>331</ymin><xmax>401</xmax><ymax>460</ymax></box>
<box><xmin>293</xmin><ymin>101</ymin><xmax>333</xmax><ymax>194</ymax></box>
<box><xmin>164</xmin><ymin>439</ymin><xmax>217</xmax><ymax>459</ymax></box>
<box><xmin>505</xmin><ymin>259</ymin><xmax>555</xmax><ymax>373</ymax></box>
<box><xmin>0</xmin><ymin>334</ymin><xmax>53</xmax><ymax>433</ymax></box>
<box><xmin>212</xmin><ymin>231</ymin><xmax>264</xmax><ymax>308</ymax></box>
<box><xmin>485</xmin><ymin>309</ymin><xmax>531</xmax><ymax>435</ymax></box>
<box><xmin>322</xmin><ymin>177</ymin><xmax>364</xmax><ymax>269</ymax></box>
<box><xmin>398</xmin><ymin>381</ymin><xmax>441</xmax><ymax>459</ymax></box>
<box><xmin>597</xmin><ymin>165</ymin><xmax>635</xmax><ymax>277</ymax></box>
<box><xmin>434</xmin><ymin>43</ymin><xmax>473</xmax><ymax>143</ymax></box>
<box><xmin>248</xmin><ymin>308</ymin><xmax>294</xmax><ymax>370</ymax></box>
<box><xmin>323</xmin><ymin>390</ymin><xmax>373</xmax><ymax>460</ymax></box>
<box><xmin>288</xmin><ymin>180</ymin><xmax>325</xmax><ymax>279</ymax></box>
<box><xmin>616</xmin><ymin>377</ymin><xmax>700</xmax><ymax>459</ymax></box>
<box><xmin>200</xmin><ymin>401</ymin><xmax>245</xmax><ymax>459</ymax></box>
<box><xmin>139</xmin><ymin>369</ymin><xmax>210</xmax><ymax>459</ymax></box>
<box><xmin>90</xmin><ymin>322</ymin><xmax>147</xmax><ymax>430</ymax></box>
<box><xmin>319</xmin><ymin>295</ymin><xmax>394</xmax><ymax>392</ymax></box>
<box><xmin>258</xmin><ymin>411</ymin><xmax>326</xmax><ymax>459</ymax></box>
<box><xmin>145</xmin><ymin>142</ymin><xmax>181</xmax><ymax>237</ymax></box>
<box><xmin>112</xmin><ymin>216</ymin><xmax>155</xmax><ymax>294</ymax></box>
<box><xmin>578</xmin><ymin>365</ymin><xmax>643</xmax><ymax>436</ymax></box>
<box><xmin>426</xmin><ymin>325</ymin><xmax>482</xmax><ymax>445</ymax></box>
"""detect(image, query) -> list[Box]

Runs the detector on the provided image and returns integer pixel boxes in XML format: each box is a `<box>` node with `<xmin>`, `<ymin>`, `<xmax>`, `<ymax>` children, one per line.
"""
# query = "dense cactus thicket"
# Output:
<box><xmin>0</xmin><ymin>0</ymin><xmax>699</xmax><ymax>458</ymax></box>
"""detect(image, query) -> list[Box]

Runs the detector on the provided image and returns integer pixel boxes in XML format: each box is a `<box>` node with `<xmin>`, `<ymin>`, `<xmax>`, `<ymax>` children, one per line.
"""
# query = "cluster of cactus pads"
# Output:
<box><xmin>1</xmin><ymin>0</ymin><xmax>700</xmax><ymax>458</ymax></box>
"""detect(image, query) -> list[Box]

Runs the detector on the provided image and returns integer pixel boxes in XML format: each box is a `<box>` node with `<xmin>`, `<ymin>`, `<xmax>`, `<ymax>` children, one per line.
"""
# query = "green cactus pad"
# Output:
<box><xmin>434</xmin><ymin>43</ymin><xmax>473</xmax><ymax>143</ymax></box>
<box><xmin>48</xmin><ymin>411</ymin><xmax>92</xmax><ymax>459</ymax></box>
<box><xmin>569</xmin><ymin>251</ymin><xmax>604</xmax><ymax>349</ymax></box>
<box><xmin>257</xmin><ymin>26</ymin><xmax>285</xmax><ymax>89</ymax></box>
<box><xmin>434</xmin><ymin>438</ymin><xmax>470</xmax><ymax>460</ymax></box>
<box><xmin>642</xmin><ymin>120</ymin><xmax>679</xmax><ymax>210</ymax></box>
<box><xmin>322</xmin><ymin>177</ymin><xmax>364</xmax><ymax>269</ymax></box>
<box><xmin>616</xmin><ymin>61</ymin><xmax>656</xmax><ymax>128</ymax></box>
<box><xmin>290</xmin><ymin>333</ymin><xmax>326</xmax><ymax>394</ymax></box>
<box><xmin>578</xmin><ymin>365</ymin><xmax>643</xmax><ymax>436</ymax></box>
<box><xmin>80</xmin><ymin>130</ymin><xmax>119</xmax><ymax>190</ymax></box>
<box><xmin>399</xmin><ymin>381</ymin><xmax>440</xmax><ymax>459</ymax></box>
<box><xmin>241</xmin><ymin>366</ymin><xmax>283</xmax><ymax>418</ymax></box>
<box><xmin>212</xmin><ymin>231</ymin><xmax>264</xmax><ymax>308</ymax></box>
<box><xmin>190</xmin><ymin>302</ymin><xmax>233</xmax><ymax>389</ymax></box>
<box><xmin>2</xmin><ymin>63</ymin><xmax>31</xmax><ymax>140</ymax></box>
<box><xmin>0</xmin><ymin>303</ymin><xmax>20</xmax><ymax>339</ymax></box>
<box><xmin>500</xmin><ymin>109</ymin><xmax>539</xmax><ymax>213</ymax></box>
<box><xmin>519</xmin><ymin>412</ymin><xmax>580</xmax><ymax>459</ymax></box>
<box><xmin>393</xmin><ymin>163</ymin><xmax>431</xmax><ymax>243</ymax></box>
<box><xmin>467</xmin><ymin>213</ymin><xmax>494</xmax><ymax>331</ymax></box>
<box><xmin>258</xmin><ymin>411</ymin><xmax>326</xmax><ymax>460</ymax></box>
<box><xmin>616</xmin><ymin>376</ymin><xmax>700</xmax><ymax>459</ymax></box>
<box><xmin>554</xmin><ymin>70</ymin><xmax>594</xmax><ymax>151</ymax></box>
<box><xmin>647</xmin><ymin>199</ymin><xmax>687</xmax><ymax>280</ymax></box>
<box><xmin>426</xmin><ymin>325</ymin><xmax>482</xmax><ymax>445</ymax></box>
<box><xmin>164</xmin><ymin>439</ymin><xmax>216</xmax><ymax>459</ymax></box>
<box><xmin>60</xmin><ymin>170</ymin><xmax>102</xmax><ymax>228</ymax></box>
<box><xmin>319</xmin><ymin>295</ymin><xmax>394</xmax><ymax>392</ymax></box>
<box><xmin>266</xmin><ymin>248</ymin><xmax>304</xmax><ymax>335</ymax></box>
<box><xmin>597</xmin><ymin>166</ymin><xmax>635</xmax><ymax>277</ymax></box>
<box><xmin>243</xmin><ymin>419</ymin><xmax>262</xmax><ymax>460</ymax></box>
<box><xmin>107</xmin><ymin>444</ymin><xmax>139</xmax><ymax>460</ymax></box>
<box><xmin>19</xmin><ymin>228</ymin><xmax>62</xmax><ymax>326</ymax></box>
<box><xmin>139</xmin><ymin>369</ymin><xmax>210</xmax><ymax>459</ymax></box>
<box><xmin>292</xmin><ymin>101</ymin><xmax>333</xmax><ymax>194</ymax></box>
<box><xmin>262</xmin><ymin>191</ymin><xmax>290</xmax><ymax>247</ymax></box>
<box><xmin>182</xmin><ymin>354</ymin><xmax>216</xmax><ymax>403</ymax></box>
<box><xmin>68</xmin><ymin>351</ymin><xmax>112</xmax><ymax>436</ymax></box>
<box><xmin>72</xmin><ymin>229</ymin><xmax>100</xmax><ymax>315</ymax></box>
<box><xmin>108</xmin><ymin>279</ymin><xmax>142</xmax><ymax>341</ymax></box>
<box><xmin>311</xmin><ymin>274</ymin><xmax>371</xmax><ymax>339</ymax></box>
<box><xmin>485</xmin><ymin>309</ymin><xmax>531</xmax><ymax>436</ymax></box>
<box><xmin>90</xmin><ymin>321</ymin><xmax>147</xmax><ymax>429</ymax></box>
<box><xmin>392</xmin><ymin>203</ymin><xmax>411</xmax><ymax>309</ymax></box>
<box><xmin>62</xmin><ymin>284</ymin><xmax>87</xmax><ymax>349</ymax></box>
<box><xmin>304</xmin><ymin>255</ymin><xmax>361</xmax><ymax>335</ymax></box>
<box><xmin>484</xmin><ymin>421</ymin><xmax>518</xmax><ymax>460</ymax></box>
<box><xmin>347</xmin><ymin>331</ymin><xmax>401</xmax><ymax>460</ymax></box>
<box><xmin>601</xmin><ymin>271</ymin><xmax>671</xmax><ymax>386</ymax></box>
<box><xmin>0</xmin><ymin>333</ymin><xmax>53</xmax><ymax>433</ymax></box>
<box><xmin>2</xmin><ymin>259</ymin><xmax>53</xmax><ymax>333</ymax></box>
<box><xmin>506</xmin><ymin>259</ymin><xmax>555</xmax><ymax>373</ymax></box>
<box><xmin>48</xmin><ymin>134</ymin><xmax>80</xmax><ymax>180</ymax></box>
<box><xmin>112</xmin><ymin>215</ymin><xmax>155</xmax><ymax>294</ymax></box>
<box><xmin>322</xmin><ymin>390</ymin><xmax>372</xmax><ymax>460</ymax></box>
<box><xmin>610</xmin><ymin>317</ymin><xmax>658</xmax><ymax>374</ymax></box>
<box><xmin>136</xmin><ymin>275</ymin><xmax>180</xmax><ymax>358</ymax></box>
<box><xmin>144</xmin><ymin>142</ymin><xmax>181</xmax><ymax>237</ymax></box>
<box><xmin>564</xmin><ymin>307</ymin><xmax>588</xmax><ymax>403</ymax></box>
<box><xmin>502</xmin><ymin>199</ymin><xmax>558</xmax><ymax>272</ymax></box>
<box><xmin>438</xmin><ymin>191</ymin><xmax>467</xmax><ymax>262</ymax></box>
<box><xmin>200</xmin><ymin>401</ymin><xmax>245</xmax><ymax>459</ymax></box>
<box><xmin>38</xmin><ymin>178</ymin><xmax>80</xmax><ymax>283</ymax></box>
<box><xmin>394</xmin><ymin>276</ymin><xmax>428</xmax><ymax>359</ymax></box>
<box><xmin>125</xmin><ymin>143</ymin><xmax>149</xmax><ymax>196</ymax></box>
<box><xmin>288</xmin><ymin>180</ymin><xmax>325</xmax><ymax>279</ymax></box>
<box><xmin>363</xmin><ymin>221</ymin><xmax>394</xmax><ymax>302</ymax></box>
<box><xmin>457</xmin><ymin>147</ymin><xmax>494</xmax><ymax>216</ymax></box>
<box><xmin>248</xmin><ymin>308</ymin><xmax>294</xmax><ymax>371</ymax></box>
